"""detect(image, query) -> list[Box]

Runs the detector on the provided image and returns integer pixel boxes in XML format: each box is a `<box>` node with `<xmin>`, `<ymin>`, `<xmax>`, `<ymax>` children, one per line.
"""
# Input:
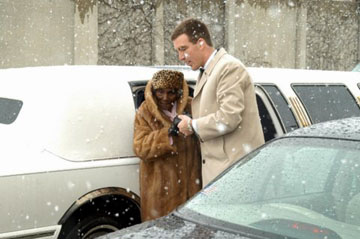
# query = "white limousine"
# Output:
<box><xmin>0</xmin><ymin>65</ymin><xmax>359</xmax><ymax>239</ymax></box>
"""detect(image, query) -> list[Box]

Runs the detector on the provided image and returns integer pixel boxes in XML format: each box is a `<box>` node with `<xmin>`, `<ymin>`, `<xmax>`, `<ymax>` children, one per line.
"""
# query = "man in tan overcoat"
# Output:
<box><xmin>172</xmin><ymin>18</ymin><xmax>265</xmax><ymax>186</ymax></box>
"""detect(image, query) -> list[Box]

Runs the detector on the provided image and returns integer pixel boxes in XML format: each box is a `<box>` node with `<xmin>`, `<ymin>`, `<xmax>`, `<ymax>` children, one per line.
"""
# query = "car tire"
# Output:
<box><xmin>64</xmin><ymin>214</ymin><xmax>122</xmax><ymax>239</ymax></box>
<box><xmin>59</xmin><ymin>193</ymin><xmax>141</xmax><ymax>239</ymax></box>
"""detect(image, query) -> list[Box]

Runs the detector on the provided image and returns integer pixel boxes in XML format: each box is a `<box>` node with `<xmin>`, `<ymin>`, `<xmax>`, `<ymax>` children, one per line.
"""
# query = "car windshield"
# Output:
<box><xmin>179</xmin><ymin>137</ymin><xmax>360</xmax><ymax>239</ymax></box>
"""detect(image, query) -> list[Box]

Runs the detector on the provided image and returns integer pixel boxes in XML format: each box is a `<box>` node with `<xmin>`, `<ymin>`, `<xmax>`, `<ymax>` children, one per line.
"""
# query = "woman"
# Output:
<box><xmin>133</xmin><ymin>69</ymin><xmax>201</xmax><ymax>221</ymax></box>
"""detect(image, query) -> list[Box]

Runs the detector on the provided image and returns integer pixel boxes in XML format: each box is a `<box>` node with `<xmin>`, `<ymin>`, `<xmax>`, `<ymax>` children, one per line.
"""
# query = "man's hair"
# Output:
<box><xmin>171</xmin><ymin>18</ymin><xmax>213</xmax><ymax>47</ymax></box>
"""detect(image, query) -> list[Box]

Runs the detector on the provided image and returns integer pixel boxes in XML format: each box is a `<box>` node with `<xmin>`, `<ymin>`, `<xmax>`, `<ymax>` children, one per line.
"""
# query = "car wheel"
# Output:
<box><xmin>64</xmin><ymin>214</ymin><xmax>121</xmax><ymax>239</ymax></box>
<box><xmin>58</xmin><ymin>191</ymin><xmax>141</xmax><ymax>239</ymax></box>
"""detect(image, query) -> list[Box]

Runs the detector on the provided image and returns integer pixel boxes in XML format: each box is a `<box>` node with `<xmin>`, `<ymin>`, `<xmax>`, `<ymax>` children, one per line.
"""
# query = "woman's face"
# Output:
<box><xmin>154</xmin><ymin>88</ymin><xmax>178</xmax><ymax>111</ymax></box>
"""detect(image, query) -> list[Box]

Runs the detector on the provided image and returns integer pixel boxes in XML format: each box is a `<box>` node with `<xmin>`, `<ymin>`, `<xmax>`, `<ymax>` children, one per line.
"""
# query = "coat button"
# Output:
<box><xmin>202</xmin><ymin>159</ymin><xmax>206</xmax><ymax>164</ymax></box>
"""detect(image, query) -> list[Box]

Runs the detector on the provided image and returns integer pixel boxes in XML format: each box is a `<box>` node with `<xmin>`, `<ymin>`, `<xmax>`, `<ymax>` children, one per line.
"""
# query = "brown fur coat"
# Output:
<box><xmin>133</xmin><ymin>80</ymin><xmax>202</xmax><ymax>221</ymax></box>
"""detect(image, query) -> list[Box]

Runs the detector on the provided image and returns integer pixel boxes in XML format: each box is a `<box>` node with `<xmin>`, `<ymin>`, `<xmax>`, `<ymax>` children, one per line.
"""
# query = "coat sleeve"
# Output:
<box><xmin>196</xmin><ymin>61</ymin><xmax>249</xmax><ymax>141</ymax></box>
<box><xmin>133</xmin><ymin>109</ymin><xmax>177</xmax><ymax>162</ymax></box>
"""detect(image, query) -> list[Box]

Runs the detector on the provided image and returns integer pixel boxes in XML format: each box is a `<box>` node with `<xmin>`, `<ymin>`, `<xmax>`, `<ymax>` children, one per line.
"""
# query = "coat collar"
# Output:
<box><xmin>193</xmin><ymin>48</ymin><xmax>227</xmax><ymax>98</ymax></box>
<box><xmin>143</xmin><ymin>78</ymin><xmax>189</xmax><ymax>125</ymax></box>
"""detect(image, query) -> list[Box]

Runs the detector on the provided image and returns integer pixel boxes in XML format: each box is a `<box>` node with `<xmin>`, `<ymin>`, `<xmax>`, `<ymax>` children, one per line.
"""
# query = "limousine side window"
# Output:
<box><xmin>128</xmin><ymin>81</ymin><xmax>147</xmax><ymax>109</ymax></box>
<box><xmin>255</xmin><ymin>94</ymin><xmax>277</xmax><ymax>142</ymax></box>
<box><xmin>292</xmin><ymin>84</ymin><xmax>360</xmax><ymax>124</ymax></box>
<box><xmin>134</xmin><ymin>89</ymin><xmax>145</xmax><ymax>109</ymax></box>
<box><xmin>0</xmin><ymin>97</ymin><xmax>23</xmax><ymax>124</ymax></box>
<box><xmin>257</xmin><ymin>84</ymin><xmax>299</xmax><ymax>133</ymax></box>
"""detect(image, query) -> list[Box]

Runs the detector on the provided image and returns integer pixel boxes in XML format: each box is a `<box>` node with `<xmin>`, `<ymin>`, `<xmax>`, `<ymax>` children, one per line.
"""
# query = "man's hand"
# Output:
<box><xmin>177</xmin><ymin>115</ymin><xmax>194</xmax><ymax>136</ymax></box>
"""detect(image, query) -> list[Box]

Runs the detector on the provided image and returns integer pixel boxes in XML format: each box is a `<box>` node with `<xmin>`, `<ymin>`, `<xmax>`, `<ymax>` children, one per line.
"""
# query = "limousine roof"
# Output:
<box><xmin>157</xmin><ymin>65</ymin><xmax>360</xmax><ymax>84</ymax></box>
<box><xmin>247</xmin><ymin>67</ymin><xmax>360</xmax><ymax>101</ymax></box>
<box><xmin>247</xmin><ymin>66</ymin><xmax>360</xmax><ymax>83</ymax></box>
<box><xmin>0</xmin><ymin>65</ymin><xmax>197</xmax><ymax>84</ymax></box>
<box><xmin>1</xmin><ymin>64</ymin><xmax>358</xmax><ymax>84</ymax></box>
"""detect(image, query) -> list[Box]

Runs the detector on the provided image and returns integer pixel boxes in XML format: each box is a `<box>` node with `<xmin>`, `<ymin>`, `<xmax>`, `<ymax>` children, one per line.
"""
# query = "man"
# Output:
<box><xmin>171</xmin><ymin>18</ymin><xmax>265</xmax><ymax>186</ymax></box>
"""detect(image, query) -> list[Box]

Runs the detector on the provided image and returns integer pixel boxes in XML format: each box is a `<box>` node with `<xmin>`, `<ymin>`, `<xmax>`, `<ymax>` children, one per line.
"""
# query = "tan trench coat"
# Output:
<box><xmin>192</xmin><ymin>48</ymin><xmax>265</xmax><ymax>186</ymax></box>
<box><xmin>133</xmin><ymin>79</ymin><xmax>201</xmax><ymax>221</ymax></box>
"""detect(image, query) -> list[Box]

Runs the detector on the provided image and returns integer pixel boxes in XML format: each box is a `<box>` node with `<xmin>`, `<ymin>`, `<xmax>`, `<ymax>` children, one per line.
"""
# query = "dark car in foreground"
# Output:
<box><xmin>99</xmin><ymin>117</ymin><xmax>360</xmax><ymax>239</ymax></box>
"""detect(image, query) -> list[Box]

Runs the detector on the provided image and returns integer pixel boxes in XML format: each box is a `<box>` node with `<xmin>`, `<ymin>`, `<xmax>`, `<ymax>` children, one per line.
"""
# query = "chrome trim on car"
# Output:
<box><xmin>0</xmin><ymin>226</ymin><xmax>60</xmax><ymax>239</ymax></box>
<box><xmin>289</xmin><ymin>96</ymin><xmax>311</xmax><ymax>127</ymax></box>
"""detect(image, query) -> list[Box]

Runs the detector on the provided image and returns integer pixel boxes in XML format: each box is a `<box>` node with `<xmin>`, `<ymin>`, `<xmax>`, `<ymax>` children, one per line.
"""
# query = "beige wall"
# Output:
<box><xmin>226</xmin><ymin>0</ymin><xmax>305</xmax><ymax>69</ymax></box>
<box><xmin>96</xmin><ymin>0</ymin><xmax>359</xmax><ymax>70</ymax></box>
<box><xmin>0</xmin><ymin>0</ymin><xmax>97</xmax><ymax>69</ymax></box>
<box><xmin>1</xmin><ymin>0</ymin><xmax>359</xmax><ymax>70</ymax></box>
<box><xmin>74</xmin><ymin>2</ymin><xmax>98</xmax><ymax>65</ymax></box>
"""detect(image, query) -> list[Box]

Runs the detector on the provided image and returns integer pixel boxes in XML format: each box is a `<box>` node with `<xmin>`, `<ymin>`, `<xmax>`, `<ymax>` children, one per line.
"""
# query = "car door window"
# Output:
<box><xmin>258</xmin><ymin>84</ymin><xmax>299</xmax><ymax>133</ymax></box>
<box><xmin>256</xmin><ymin>94</ymin><xmax>277</xmax><ymax>141</ymax></box>
<box><xmin>128</xmin><ymin>81</ymin><xmax>147</xmax><ymax>109</ymax></box>
<box><xmin>134</xmin><ymin>88</ymin><xmax>145</xmax><ymax>109</ymax></box>
<box><xmin>292</xmin><ymin>84</ymin><xmax>360</xmax><ymax>124</ymax></box>
<box><xmin>0</xmin><ymin>97</ymin><xmax>23</xmax><ymax>124</ymax></box>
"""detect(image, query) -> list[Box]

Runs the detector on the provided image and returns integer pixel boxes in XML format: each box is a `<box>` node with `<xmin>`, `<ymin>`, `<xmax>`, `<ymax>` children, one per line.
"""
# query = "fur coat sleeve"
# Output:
<box><xmin>133</xmin><ymin>103</ymin><xmax>177</xmax><ymax>162</ymax></box>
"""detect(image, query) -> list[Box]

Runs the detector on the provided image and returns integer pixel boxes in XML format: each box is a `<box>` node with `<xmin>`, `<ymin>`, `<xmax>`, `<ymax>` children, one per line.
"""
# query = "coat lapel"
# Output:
<box><xmin>193</xmin><ymin>72</ymin><xmax>206</xmax><ymax>98</ymax></box>
<box><xmin>193</xmin><ymin>48</ymin><xmax>227</xmax><ymax>99</ymax></box>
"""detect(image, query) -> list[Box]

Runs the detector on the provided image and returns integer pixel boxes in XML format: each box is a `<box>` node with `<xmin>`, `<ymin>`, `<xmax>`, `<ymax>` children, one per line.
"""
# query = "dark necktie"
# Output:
<box><xmin>199</xmin><ymin>67</ymin><xmax>204</xmax><ymax>78</ymax></box>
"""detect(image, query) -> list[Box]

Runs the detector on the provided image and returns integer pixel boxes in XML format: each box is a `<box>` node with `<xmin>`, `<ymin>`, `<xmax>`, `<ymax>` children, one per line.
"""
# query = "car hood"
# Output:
<box><xmin>99</xmin><ymin>202</ymin><xmax>360</xmax><ymax>239</ymax></box>
<box><xmin>98</xmin><ymin>214</ymin><xmax>250</xmax><ymax>239</ymax></box>
<box><xmin>182</xmin><ymin>202</ymin><xmax>360</xmax><ymax>239</ymax></box>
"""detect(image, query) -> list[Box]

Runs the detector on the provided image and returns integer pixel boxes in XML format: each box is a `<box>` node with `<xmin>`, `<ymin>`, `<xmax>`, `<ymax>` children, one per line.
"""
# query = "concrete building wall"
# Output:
<box><xmin>96</xmin><ymin>0</ymin><xmax>225</xmax><ymax>66</ymax></box>
<box><xmin>306</xmin><ymin>1</ymin><xmax>359</xmax><ymax>71</ymax></box>
<box><xmin>224</xmin><ymin>0</ymin><xmax>359</xmax><ymax>70</ymax></box>
<box><xmin>0</xmin><ymin>0</ymin><xmax>75</xmax><ymax>68</ymax></box>
<box><xmin>96</xmin><ymin>0</ymin><xmax>359</xmax><ymax>70</ymax></box>
<box><xmin>74</xmin><ymin>2</ymin><xmax>98</xmax><ymax>65</ymax></box>
<box><xmin>229</xmin><ymin>0</ymin><xmax>299</xmax><ymax>68</ymax></box>
<box><xmin>0</xmin><ymin>0</ymin><xmax>359</xmax><ymax>71</ymax></box>
<box><xmin>0</xmin><ymin>0</ymin><xmax>97</xmax><ymax>69</ymax></box>
<box><xmin>97</xmin><ymin>1</ymin><xmax>155</xmax><ymax>65</ymax></box>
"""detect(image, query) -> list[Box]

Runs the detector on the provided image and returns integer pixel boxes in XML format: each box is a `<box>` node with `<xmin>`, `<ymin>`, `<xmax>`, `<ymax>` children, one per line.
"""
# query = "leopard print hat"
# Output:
<box><xmin>151</xmin><ymin>70</ymin><xmax>184</xmax><ymax>90</ymax></box>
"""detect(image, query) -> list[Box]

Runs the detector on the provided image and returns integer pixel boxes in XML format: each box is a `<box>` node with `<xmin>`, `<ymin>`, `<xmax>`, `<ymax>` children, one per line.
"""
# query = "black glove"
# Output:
<box><xmin>168</xmin><ymin>116</ymin><xmax>182</xmax><ymax>136</ymax></box>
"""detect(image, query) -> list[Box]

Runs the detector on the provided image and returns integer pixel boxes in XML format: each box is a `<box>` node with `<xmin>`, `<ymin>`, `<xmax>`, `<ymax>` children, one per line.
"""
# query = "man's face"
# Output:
<box><xmin>173</xmin><ymin>34</ymin><xmax>203</xmax><ymax>71</ymax></box>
